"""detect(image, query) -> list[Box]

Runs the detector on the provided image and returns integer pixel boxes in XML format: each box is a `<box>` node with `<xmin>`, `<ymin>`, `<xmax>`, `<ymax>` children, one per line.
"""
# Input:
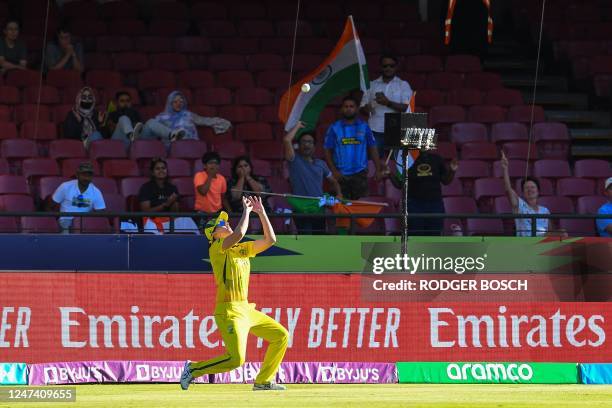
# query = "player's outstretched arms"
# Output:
<box><xmin>222</xmin><ymin>196</ymin><xmax>253</xmax><ymax>250</ymax></box>
<box><xmin>250</xmin><ymin>196</ymin><xmax>277</xmax><ymax>254</ymax></box>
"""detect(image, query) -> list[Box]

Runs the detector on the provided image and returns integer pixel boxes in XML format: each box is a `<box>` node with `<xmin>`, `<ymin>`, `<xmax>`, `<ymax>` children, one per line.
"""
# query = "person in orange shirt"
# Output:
<box><xmin>194</xmin><ymin>152</ymin><xmax>231</xmax><ymax>214</ymax></box>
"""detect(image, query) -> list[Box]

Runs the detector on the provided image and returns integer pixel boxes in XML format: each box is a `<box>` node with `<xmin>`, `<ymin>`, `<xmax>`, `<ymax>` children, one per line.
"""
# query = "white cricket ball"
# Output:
<box><xmin>301</xmin><ymin>83</ymin><xmax>311</xmax><ymax>93</ymax></box>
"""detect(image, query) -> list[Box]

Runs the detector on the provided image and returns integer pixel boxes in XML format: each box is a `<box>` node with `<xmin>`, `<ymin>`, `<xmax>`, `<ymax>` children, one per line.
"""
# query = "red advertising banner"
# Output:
<box><xmin>0</xmin><ymin>273</ymin><xmax>610</xmax><ymax>363</ymax></box>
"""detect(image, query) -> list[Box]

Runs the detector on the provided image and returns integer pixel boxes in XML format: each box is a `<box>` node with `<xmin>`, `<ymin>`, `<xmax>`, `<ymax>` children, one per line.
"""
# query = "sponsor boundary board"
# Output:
<box><xmin>0</xmin><ymin>363</ymin><xmax>27</xmax><ymax>385</ymax></box>
<box><xmin>580</xmin><ymin>364</ymin><xmax>612</xmax><ymax>384</ymax></box>
<box><xmin>27</xmin><ymin>361</ymin><xmax>397</xmax><ymax>385</ymax></box>
<box><xmin>396</xmin><ymin>362</ymin><xmax>579</xmax><ymax>384</ymax></box>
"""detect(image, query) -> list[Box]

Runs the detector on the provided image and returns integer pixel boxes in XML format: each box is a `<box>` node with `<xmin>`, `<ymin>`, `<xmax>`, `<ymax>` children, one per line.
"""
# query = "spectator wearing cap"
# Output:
<box><xmin>0</xmin><ymin>19</ymin><xmax>27</xmax><ymax>72</ymax></box>
<box><xmin>501</xmin><ymin>151</ymin><xmax>550</xmax><ymax>236</ymax></box>
<box><xmin>324</xmin><ymin>95</ymin><xmax>383</xmax><ymax>200</ymax></box>
<box><xmin>360</xmin><ymin>54</ymin><xmax>413</xmax><ymax>156</ymax></box>
<box><xmin>597</xmin><ymin>177</ymin><xmax>612</xmax><ymax>237</ymax></box>
<box><xmin>139</xmin><ymin>158</ymin><xmax>199</xmax><ymax>234</ymax></box>
<box><xmin>194</xmin><ymin>152</ymin><xmax>230</xmax><ymax>214</ymax></box>
<box><xmin>46</xmin><ymin>162</ymin><xmax>106</xmax><ymax>233</ymax></box>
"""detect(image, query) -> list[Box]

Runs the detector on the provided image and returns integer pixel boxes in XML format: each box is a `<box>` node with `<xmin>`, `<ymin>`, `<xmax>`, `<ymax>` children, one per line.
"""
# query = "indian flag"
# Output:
<box><xmin>279</xmin><ymin>16</ymin><xmax>369</xmax><ymax>131</ymax></box>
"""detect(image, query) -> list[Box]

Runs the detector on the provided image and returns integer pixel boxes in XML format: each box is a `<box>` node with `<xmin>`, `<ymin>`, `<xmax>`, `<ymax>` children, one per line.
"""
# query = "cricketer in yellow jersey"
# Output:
<box><xmin>180</xmin><ymin>195</ymin><xmax>289</xmax><ymax>391</ymax></box>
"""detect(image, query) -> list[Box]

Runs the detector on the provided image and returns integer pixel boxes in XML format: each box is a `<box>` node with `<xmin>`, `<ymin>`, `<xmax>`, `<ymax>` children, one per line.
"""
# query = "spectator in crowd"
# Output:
<box><xmin>360</xmin><ymin>54</ymin><xmax>413</xmax><ymax>156</ymax></box>
<box><xmin>324</xmin><ymin>95</ymin><xmax>382</xmax><ymax>200</ymax></box>
<box><xmin>597</xmin><ymin>177</ymin><xmax>612</xmax><ymax>237</ymax></box>
<box><xmin>194</xmin><ymin>152</ymin><xmax>230</xmax><ymax>214</ymax></box>
<box><xmin>63</xmin><ymin>86</ymin><xmax>105</xmax><ymax>149</ymax></box>
<box><xmin>501</xmin><ymin>151</ymin><xmax>551</xmax><ymax>236</ymax></box>
<box><xmin>45</xmin><ymin>25</ymin><xmax>83</xmax><ymax>72</ymax></box>
<box><xmin>139</xmin><ymin>158</ymin><xmax>199</xmax><ymax>234</ymax></box>
<box><xmin>226</xmin><ymin>156</ymin><xmax>271</xmax><ymax>213</ymax></box>
<box><xmin>104</xmin><ymin>91</ymin><xmax>143</xmax><ymax>147</ymax></box>
<box><xmin>46</xmin><ymin>162</ymin><xmax>106</xmax><ymax>233</ymax></box>
<box><xmin>284</xmin><ymin>121</ymin><xmax>342</xmax><ymax>234</ymax></box>
<box><xmin>138</xmin><ymin>91</ymin><xmax>231</xmax><ymax>147</ymax></box>
<box><xmin>0</xmin><ymin>20</ymin><xmax>27</xmax><ymax>71</ymax></box>
<box><xmin>390</xmin><ymin>151</ymin><xmax>458</xmax><ymax>236</ymax></box>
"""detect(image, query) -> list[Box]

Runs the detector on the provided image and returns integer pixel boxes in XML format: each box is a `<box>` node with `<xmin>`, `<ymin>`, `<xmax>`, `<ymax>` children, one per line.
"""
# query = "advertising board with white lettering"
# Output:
<box><xmin>0</xmin><ymin>273</ymin><xmax>609</xmax><ymax>363</ymax></box>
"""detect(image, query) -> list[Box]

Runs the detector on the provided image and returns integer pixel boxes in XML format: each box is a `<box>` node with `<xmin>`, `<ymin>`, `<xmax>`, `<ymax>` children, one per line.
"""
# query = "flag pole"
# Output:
<box><xmin>231</xmin><ymin>189</ymin><xmax>389</xmax><ymax>207</ymax></box>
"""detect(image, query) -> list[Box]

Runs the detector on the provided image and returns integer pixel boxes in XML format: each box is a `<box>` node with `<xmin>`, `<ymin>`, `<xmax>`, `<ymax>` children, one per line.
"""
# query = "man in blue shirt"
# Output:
<box><xmin>284</xmin><ymin>121</ymin><xmax>342</xmax><ymax>234</ymax></box>
<box><xmin>324</xmin><ymin>96</ymin><xmax>382</xmax><ymax>200</ymax></box>
<box><xmin>597</xmin><ymin>177</ymin><xmax>612</xmax><ymax>237</ymax></box>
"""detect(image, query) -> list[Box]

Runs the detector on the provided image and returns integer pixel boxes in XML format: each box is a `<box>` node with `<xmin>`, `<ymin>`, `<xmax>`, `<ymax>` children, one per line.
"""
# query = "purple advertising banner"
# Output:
<box><xmin>29</xmin><ymin>361</ymin><xmax>397</xmax><ymax>385</ymax></box>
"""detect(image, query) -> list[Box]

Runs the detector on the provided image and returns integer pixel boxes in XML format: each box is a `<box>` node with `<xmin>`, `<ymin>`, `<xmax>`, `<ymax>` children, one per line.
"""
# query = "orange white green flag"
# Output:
<box><xmin>279</xmin><ymin>16</ymin><xmax>369</xmax><ymax>131</ymax></box>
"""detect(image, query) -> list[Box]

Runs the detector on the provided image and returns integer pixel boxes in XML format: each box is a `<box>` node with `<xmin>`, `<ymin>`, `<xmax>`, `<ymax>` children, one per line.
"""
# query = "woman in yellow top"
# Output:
<box><xmin>180</xmin><ymin>196</ymin><xmax>289</xmax><ymax>391</ymax></box>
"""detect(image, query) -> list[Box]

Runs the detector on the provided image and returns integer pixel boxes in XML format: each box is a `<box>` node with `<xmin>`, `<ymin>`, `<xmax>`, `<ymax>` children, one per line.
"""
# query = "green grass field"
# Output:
<box><xmin>2</xmin><ymin>384</ymin><xmax>612</xmax><ymax>408</ymax></box>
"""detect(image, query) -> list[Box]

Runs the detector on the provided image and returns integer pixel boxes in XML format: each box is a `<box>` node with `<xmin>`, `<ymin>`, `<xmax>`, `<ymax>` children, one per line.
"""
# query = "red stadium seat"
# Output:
<box><xmin>235</xmin><ymin>88</ymin><xmax>274</xmax><ymax>106</ymax></box>
<box><xmin>447</xmin><ymin>88</ymin><xmax>483</xmax><ymax>106</ymax></box>
<box><xmin>15</xmin><ymin>104</ymin><xmax>51</xmax><ymax>125</ymax></box>
<box><xmin>443</xmin><ymin>196</ymin><xmax>478</xmax><ymax>214</ymax></box>
<box><xmin>466</xmin><ymin>219</ymin><xmax>505</xmax><ymax>236</ymax></box>
<box><xmin>506</xmin><ymin>105</ymin><xmax>545</xmax><ymax>123</ymax></box>
<box><xmin>71</xmin><ymin>217</ymin><xmax>112</xmax><ymax>234</ymax></box>
<box><xmin>403</xmin><ymin>73</ymin><xmax>426</xmax><ymax>90</ymax></box>
<box><xmin>454</xmin><ymin>160</ymin><xmax>490</xmax><ymax>196</ymax></box>
<box><xmin>137</xmin><ymin>70</ymin><xmax>176</xmax><ymax>90</ymax></box>
<box><xmin>533</xmin><ymin>122</ymin><xmax>570</xmax><ymax>159</ymax></box>
<box><xmin>559</xmin><ymin>219</ymin><xmax>596</xmax><ymax>237</ymax></box>
<box><xmin>46</xmin><ymin>71</ymin><xmax>83</xmax><ymax>89</ymax></box>
<box><xmin>574</xmin><ymin>159</ymin><xmax>612</xmax><ymax>179</ymax></box>
<box><xmin>0</xmin><ymin>86</ymin><xmax>20</xmax><ymax>104</ymax></box>
<box><xmin>212</xmin><ymin>141</ymin><xmax>246</xmax><ymax>159</ymax></box>
<box><xmin>0</xmin><ymin>106</ymin><xmax>10</xmax><ymax>122</ymax></box>
<box><xmin>149</xmin><ymin>53</ymin><xmax>189</xmax><ymax>72</ymax></box>
<box><xmin>39</xmin><ymin>176</ymin><xmax>69</xmax><ymax>200</ymax></box>
<box><xmin>0</xmin><ymin>123</ymin><xmax>18</xmax><ymax>140</ymax></box>
<box><xmin>21</xmin><ymin>216</ymin><xmax>60</xmax><ymax>233</ymax></box>
<box><xmin>0</xmin><ymin>194</ymin><xmax>34</xmax><ymax>211</ymax></box>
<box><xmin>191</xmin><ymin>2</ymin><xmax>227</xmax><ymax>19</ymax></box>
<box><xmin>493</xmin><ymin>159</ymin><xmax>528</xmax><ymax>178</ymax></box>
<box><xmin>556</xmin><ymin>178</ymin><xmax>595</xmax><ymax>197</ymax></box>
<box><xmin>194</xmin><ymin>88</ymin><xmax>232</xmax><ymax>106</ymax></box>
<box><xmin>151</xmin><ymin>1</ymin><xmax>189</xmax><ymax>19</ymax></box>
<box><xmin>290</xmin><ymin>54</ymin><xmax>325</xmax><ymax>72</ymax></box>
<box><xmin>120</xmin><ymin>177</ymin><xmax>149</xmax><ymax>198</ymax></box>
<box><xmin>251</xmin><ymin>159</ymin><xmax>272</xmax><ymax>177</ymax></box>
<box><xmin>130</xmin><ymin>140</ymin><xmax>166</xmax><ymax>161</ymax></box>
<box><xmin>415</xmin><ymin>89</ymin><xmax>445</xmax><ymax>109</ymax></box>
<box><xmin>84</xmin><ymin>52</ymin><xmax>113</xmax><ymax>70</ymax></box>
<box><xmin>175</xmin><ymin>37</ymin><xmax>212</xmax><ymax>54</ymax></box>
<box><xmin>1</xmin><ymin>139</ymin><xmax>38</xmax><ymax>159</ymax></box>
<box><xmin>6</xmin><ymin>70</ymin><xmax>39</xmax><ymax>88</ymax></box>
<box><xmin>113</xmin><ymin>52</ymin><xmax>149</xmax><ymax>72</ymax></box>
<box><xmin>451</xmin><ymin>123</ymin><xmax>488</xmax><ymax>146</ymax></box>
<box><xmin>61</xmin><ymin>158</ymin><xmax>101</xmax><ymax>177</ymax></box>
<box><xmin>89</xmin><ymin>140</ymin><xmax>127</xmax><ymax>161</ymax></box>
<box><xmin>0</xmin><ymin>175</ymin><xmax>29</xmax><ymax>194</ymax></box>
<box><xmin>441</xmin><ymin>178</ymin><xmax>464</xmax><ymax>196</ymax></box>
<box><xmin>250</xmin><ymin>141</ymin><xmax>283</xmax><ymax>161</ymax></box>
<box><xmin>256</xmin><ymin>70</ymin><xmax>290</xmax><ymax>90</ymax></box>
<box><xmin>491</xmin><ymin>122</ymin><xmax>529</xmax><ymax>143</ymax></box>
<box><xmin>0</xmin><ymin>158</ymin><xmax>8</xmax><ymax>174</ymax></box>
<box><xmin>538</xmin><ymin>196</ymin><xmax>574</xmax><ymax>213</ymax></box>
<box><xmin>198</xmin><ymin>20</ymin><xmax>236</xmax><ymax>37</ymax></box>
<box><xmin>235</xmin><ymin>122</ymin><xmax>273</xmax><ymax>141</ymax></box>
<box><xmin>169</xmin><ymin>140</ymin><xmax>208</xmax><ymax>160</ymax></box>
<box><xmin>176</xmin><ymin>70</ymin><xmax>215</xmax><ymax>89</ymax></box>
<box><xmin>460</xmin><ymin>142</ymin><xmax>498</xmax><ymax>161</ymax></box>
<box><xmin>217</xmin><ymin>105</ymin><xmax>257</xmax><ymax>123</ymax></box>
<box><xmin>464</xmin><ymin>72</ymin><xmax>503</xmax><ymax>91</ymax></box>
<box><xmin>92</xmin><ymin>177</ymin><xmax>119</xmax><ymax>194</ymax></box>
<box><xmin>404</xmin><ymin>55</ymin><xmax>443</xmax><ymax>73</ymax></box>
<box><xmin>426</xmin><ymin>72</ymin><xmax>463</xmax><ymax>90</ymax></box>
<box><xmin>149</xmin><ymin>20</ymin><xmax>189</xmax><ymax>36</ymax></box>
<box><xmin>71</xmin><ymin>19</ymin><xmax>108</xmax><ymax>37</ymax></box>
<box><xmin>22</xmin><ymin>158</ymin><xmax>59</xmax><ymax>180</ymax></box>
<box><xmin>208</xmin><ymin>54</ymin><xmax>246</xmax><ymax>71</ymax></box>
<box><xmin>429</xmin><ymin>105</ymin><xmax>466</xmax><ymax>127</ymax></box>
<box><xmin>103</xmin><ymin>160</ymin><xmax>140</xmax><ymax>178</ymax></box>
<box><xmin>468</xmin><ymin>105</ymin><xmax>506</xmax><ymax>124</ymax></box>
<box><xmin>239</xmin><ymin>20</ymin><xmax>275</xmax><ymax>37</ymax></box>
<box><xmin>165</xmin><ymin>159</ymin><xmax>192</xmax><ymax>178</ymax></box>
<box><xmin>0</xmin><ymin>216</ymin><xmax>19</xmax><ymax>233</ymax></box>
<box><xmin>19</xmin><ymin>121</ymin><xmax>57</xmax><ymax>140</ymax></box>
<box><xmin>171</xmin><ymin>177</ymin><xmax>195</xmax><ymax>197</ymax></box>
<box><xmin>104</xmin><ymin>192</ymin><xmax>126</xmax><ymax>213</ymax></box>
<box><xmin>23</xmin><ymin>86</ymin><xmax>60</xmax><ymax>104</ymax></box>
<box><xmin>474</xmin><ymin>177</ymin><xmax>506</xmax><ymax>212</ymax></box>
<box><xmin>113</xmin><ymin>19</ymin><xmax>146</xmax><ymax>36</ymax></box>
<box><xmin>49</xmin><ymin>140</ymin><xmax>87</xmax><ymax>161</ymax></box>
<box><xmin>96</xmin><ymin>36</ymin><xmax>134</xmax><ymax>52</ymax></box>
<box><xmin>217</xmin><ymin>71</ymin><xmax>255</xmax><ymax>89</ymax></box>
<box><xmin>502</xmin><ymin>142</ymin><xmax>539</xmax><ymax>161</ymax></box>
<box><xmin>485</xmin><ymin>89</ymin><xmax>524</xmax><ymax>107</ymax></box>
<box><xmin>431</xmin><ymin>141</ymin><xmax>457</xmax><ymax>159</ymax></box>
<box><xmin>389</xmin><ymin>39</ymin><xmax>421</xmax><ymax>56</ymax></box>
<box><xmin>445</xmin><ymin>55</ymin><xmax>482</xmax><ymax>73</ymax></box>
<box><xmin>577</xmin><ymin>195</ymin><xmax>607</xmax><ymax>214</ymax></box>
<box><xmin>533</xmin><ymin>159</ymin><xmax>571</xmax><ymax>179</ymax></box>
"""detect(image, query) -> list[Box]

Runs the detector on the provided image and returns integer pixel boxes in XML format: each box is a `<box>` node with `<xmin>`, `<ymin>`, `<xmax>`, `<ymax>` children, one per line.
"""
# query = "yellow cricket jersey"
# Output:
<box><xmin>209</xmin><ymin>238</ymin><xmax>256</xmax><ymax>304</ymax></box>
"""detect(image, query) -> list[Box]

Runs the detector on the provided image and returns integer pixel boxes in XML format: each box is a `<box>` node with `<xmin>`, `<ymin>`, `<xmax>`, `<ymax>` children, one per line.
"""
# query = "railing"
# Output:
<box><xmin>1</xmin><ymin>211</ymin><xmax>611</xmax><ymax>237</ymax></box>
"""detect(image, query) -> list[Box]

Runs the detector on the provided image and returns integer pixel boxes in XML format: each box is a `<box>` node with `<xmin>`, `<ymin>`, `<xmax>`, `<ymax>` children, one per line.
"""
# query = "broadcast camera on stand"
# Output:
<box><xmin>384</xmin><ymin>112</ymin><xmax>438</xmax><ymax>256</ymax></box>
